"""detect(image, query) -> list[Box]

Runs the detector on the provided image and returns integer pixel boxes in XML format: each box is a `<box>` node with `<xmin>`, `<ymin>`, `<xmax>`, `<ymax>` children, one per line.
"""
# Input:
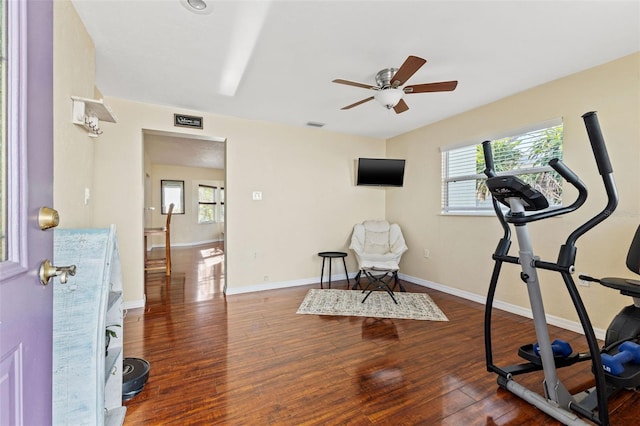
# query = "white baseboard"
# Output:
<box><xmin>225</xmin><ymin>277</ymin><xmax>317</xmax><ymax>295</ymax></box>
<box><xmin>398</xmin><ymin>272</ymin><xmax>606</xmax><ymax>340</ymax></box>
<box><xmin>123</xmin><ymin>297</ymin><xmax>145</xmax><ymax>310</ymax></box>
<box><xmin>200</xmin><ymin>268</ymin><xmax>608</xmax><ymax>340</ymax></box>
<box><xmin>225</xmin><ymin>272</ymin><xmax>359</xmax><ymax>295</ymax></box>
<box><xmin>148</xmin><ymin>238</ymin><xmax>223</xmax><ymax>250</ymax></box>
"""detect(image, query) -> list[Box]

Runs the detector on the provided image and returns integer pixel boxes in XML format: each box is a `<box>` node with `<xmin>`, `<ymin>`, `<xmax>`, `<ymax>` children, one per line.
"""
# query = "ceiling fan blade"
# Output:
<box><xmin>391</xmin><ymin>55</ymin><xmax>427</xmax><ymax>87</ymax></box>
<box><xmin>404</xmin><ymin>80</ymin><xmax>458</xmax><ymax>94</ymax></box>
<box><xmin>393</xmin><ymin>99</ymin><xmax>409</xmax><ymax>114</ymax></box>
<box><xmin>341</xmin><ymin>96</ymin><xmax>374</xmax><ymax>110</ymax></box>
<box><xmin>332</xmin><ymin>79</ymin><xmax>377</xmax><ymax>90</ymax></box>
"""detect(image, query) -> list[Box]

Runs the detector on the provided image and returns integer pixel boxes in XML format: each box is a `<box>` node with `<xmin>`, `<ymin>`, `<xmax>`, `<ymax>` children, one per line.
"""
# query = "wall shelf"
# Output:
<box><xmin>71</xmin><ymin>96</ymin><xmax>117</xmax><ymax>137</ymax></box>
<box><xmin>53</xmin><ymin>226</ymin><xmax>126</xmax><ymax>425</ymax></box>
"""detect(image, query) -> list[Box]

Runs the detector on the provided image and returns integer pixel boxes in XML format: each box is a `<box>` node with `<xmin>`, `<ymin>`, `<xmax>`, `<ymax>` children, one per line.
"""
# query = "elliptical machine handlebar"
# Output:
<box><xmin>481</xmin><ymin>143</ymin><xmax>588</xmax><ymax>225</ymax></box>
<box><xmin>481</xmin><ymin>140</ymin><xmax>511</xmax><ymax>249</ymax></box>
<box><xmin>527</xmin><ymin>158</ymin><xmax>588</xmax><ymax>222</ymax></box>
<box><xmin>482</xmin><ymin>140</ymin><xmax>497</xmax><ymax>178</ymax></box>
<box><xmin>583</xmin><ymin>111</ymin><xmax>614</xmax><ymax>176</ymax></box>
<box><xmin>563</xmin><ymin>112</ymin><xmax>619</xmax><ymax>249</ymax></box>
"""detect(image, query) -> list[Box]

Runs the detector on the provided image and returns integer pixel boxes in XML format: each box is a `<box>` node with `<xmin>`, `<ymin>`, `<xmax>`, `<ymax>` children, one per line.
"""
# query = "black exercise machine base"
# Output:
<box><xmin>518</xmin><ymin>344</ymin><xmax>588</xmax><ymax>369</ymax></box>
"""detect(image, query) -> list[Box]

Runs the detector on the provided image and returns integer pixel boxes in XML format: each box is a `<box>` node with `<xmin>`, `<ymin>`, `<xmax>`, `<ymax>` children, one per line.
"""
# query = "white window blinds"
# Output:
<box><xmin>441</xmin><ymin>122</ymin><xmax>564</xmax><ymax>213</ymax></box>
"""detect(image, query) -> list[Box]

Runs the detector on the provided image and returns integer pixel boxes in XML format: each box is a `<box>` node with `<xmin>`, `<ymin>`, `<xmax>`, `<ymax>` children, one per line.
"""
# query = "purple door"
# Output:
<box><xmin>0</xmin><ymin>1</ymin><xmax>54</xmax><ymax>425</ymax></box>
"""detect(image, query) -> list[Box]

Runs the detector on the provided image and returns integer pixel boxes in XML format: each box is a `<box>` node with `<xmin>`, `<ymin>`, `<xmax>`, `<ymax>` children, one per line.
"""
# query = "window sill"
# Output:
<box><xmin>440</xmin><ymin>211</ymin><xmax>497</xmax><ymax>217</ymax></box>
<box><xmin>441</xmin><ymin>205</ymin><xmax>564</xmax><ymax>218</ymax></box>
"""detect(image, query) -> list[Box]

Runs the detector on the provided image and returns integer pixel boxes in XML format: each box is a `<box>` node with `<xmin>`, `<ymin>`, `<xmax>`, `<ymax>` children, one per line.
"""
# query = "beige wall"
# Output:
<box><xmin>91</xmin><ymin>98</ymin><xmax>385</xmax><ymax>304</ymax></box>
<box><xmin>53</xmin><ymin>1</ymin><xmax>97</xmax><ymax>227</ymax></box>
<box><xmin>387</xmin><ymin>53</ymin><xmax>640</xmax><ymax>331</ymax></box>
<box><xmin>55</xmin><ymin>1</ymin><xmax>639</xmax><ymax>332</ymax></box>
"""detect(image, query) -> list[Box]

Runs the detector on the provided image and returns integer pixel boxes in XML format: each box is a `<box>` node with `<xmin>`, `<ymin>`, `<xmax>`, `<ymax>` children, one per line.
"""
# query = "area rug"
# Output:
<box><xmin>296</xmin><ymin>289</ymin><xmax>448</xmax><ymax>321</ymax></box>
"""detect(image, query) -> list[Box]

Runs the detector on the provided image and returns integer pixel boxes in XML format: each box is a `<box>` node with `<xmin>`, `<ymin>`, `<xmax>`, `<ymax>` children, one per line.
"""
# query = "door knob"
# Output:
<box><xmin>38</xmin><ymin>207</ymin><xmax>60</xmax><ymax>230</ymax></box>
<box><xmin>39</xmin><ymin>259</ymin><xmax>77</xmax><ymax>286</ymax></box>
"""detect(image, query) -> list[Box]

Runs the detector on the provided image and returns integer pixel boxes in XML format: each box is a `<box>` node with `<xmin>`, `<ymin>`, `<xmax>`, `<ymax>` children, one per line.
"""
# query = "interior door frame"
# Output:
<box><xmin>142</xmin><ymin>129</ymin><xmax>227</xmax><ymax>293</ymax></box>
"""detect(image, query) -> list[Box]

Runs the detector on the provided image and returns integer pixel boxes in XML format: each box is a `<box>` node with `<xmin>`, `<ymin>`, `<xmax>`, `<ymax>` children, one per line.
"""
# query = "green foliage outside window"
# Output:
<box><xmin>442</xmin><ymin>123</ymin><xmax>564</xmax><ymax>212</ymax></box>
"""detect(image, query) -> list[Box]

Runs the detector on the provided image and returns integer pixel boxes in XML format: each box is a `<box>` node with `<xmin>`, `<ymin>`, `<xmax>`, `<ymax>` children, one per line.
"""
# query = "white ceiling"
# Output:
<box><xmin>72</xmin><ymin>0</ymin><xmax>640</xmax><ymax>169</ymax></box>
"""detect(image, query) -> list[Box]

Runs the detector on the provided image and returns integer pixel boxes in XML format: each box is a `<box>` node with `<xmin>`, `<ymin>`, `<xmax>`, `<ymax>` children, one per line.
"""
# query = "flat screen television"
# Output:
<box><xmin>356</xmin><ymin>158</ymin><xmax>406</xmax><ymax>187</ymax></box>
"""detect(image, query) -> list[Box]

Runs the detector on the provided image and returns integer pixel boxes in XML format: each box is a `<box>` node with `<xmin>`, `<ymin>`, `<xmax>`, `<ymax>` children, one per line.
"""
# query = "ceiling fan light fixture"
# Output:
<box><xmin>374</xmin><ymin>88</ymin><xmax>404</xmax><ymax>109</ymax></box>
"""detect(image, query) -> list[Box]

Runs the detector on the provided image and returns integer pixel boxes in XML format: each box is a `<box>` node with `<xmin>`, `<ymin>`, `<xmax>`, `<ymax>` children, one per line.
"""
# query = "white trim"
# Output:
<box><xmin>123</xmin><ymin>298</ymin><xmax>145</xmax><ymax>310</ymax></box>
<box><xmin>225</xmin><ymin>272</ymin><xmax>359</xmax><ymax>295</ymax></box>
<box><xmin>148</xmin><ymin>238</ymin><xmax>223</xmax><ymax>250</ymax></box>
<box><xmin>440</xmin><ymin>210</ymin><xmax>497</xmax><ymax>217</ymax></box>
<box><xmin>224</xmin><ymin>270</ymin><xmax>604</xmax><ymax>339</ymax></box>
<box><xmin>397</xmin><ymin>272</ymin><xmax>606</xmax><ymax>340</ymax></box>
<box><xmin>225</xmin><ymin>277</ymin><xmax>317</xmax><ymax>295</ymax></box>
<box><xmin>220</xmin><ymin>269</ymin><xmax>606</xmax><ymax>340</ymax></box>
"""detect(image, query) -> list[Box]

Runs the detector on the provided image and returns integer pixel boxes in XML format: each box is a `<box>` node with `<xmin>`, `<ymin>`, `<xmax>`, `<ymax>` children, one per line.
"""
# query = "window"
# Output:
<box><xmin>161</xmin><ymin>180</ymin><xmax>184</xmax><ymax>214</ymax></box>
<box><xmin>198</xmin><ymin>184</ymin><xmax>216</xmax><ymax>224</ymax></box>
<box><xmin>441</xmin><ymin>121</ymin><xmax>563</xmax><ymax>213</ymax></box>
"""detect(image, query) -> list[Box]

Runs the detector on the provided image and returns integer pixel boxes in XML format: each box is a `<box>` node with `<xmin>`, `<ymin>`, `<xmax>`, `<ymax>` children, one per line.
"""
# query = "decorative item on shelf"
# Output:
<box><xmin>105</xmin><ymin>324</ymin><xmax>121</xmax><ymax>356</ymax></box>
<box><xmin>71</xmin><ymin>96</ymin><xmax>117</xmax><ymax>138</ymax></box>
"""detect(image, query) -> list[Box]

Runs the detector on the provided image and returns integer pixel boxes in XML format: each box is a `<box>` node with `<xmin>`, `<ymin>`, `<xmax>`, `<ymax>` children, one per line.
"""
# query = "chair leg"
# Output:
<box><xmin>320</xmin><ymin>257</ymin><xmax>326</xmax><ymax>289</ymax></box>
<box><xmin>165</xmin><ymin>232</ymin><xmax>171</xmax><ymax>276</ymax></box>
<box><xmin>389</xmin><ymin>271</ymin><xmax>405</xmax><ymax>292</ymax></box>
<box><xmin>341</xmin><ymin>257</ymin><xmax>350</xmax><ymax>288</ymax></box>
<box><xmin>351</xmin><ymin>270</ymin><xmax>362</xmax><ymax>290</ymax></box>
<box><xmin>360</xmin><ymin>270</ymin><xmax>398</xmax><ymax>304</ymax></box>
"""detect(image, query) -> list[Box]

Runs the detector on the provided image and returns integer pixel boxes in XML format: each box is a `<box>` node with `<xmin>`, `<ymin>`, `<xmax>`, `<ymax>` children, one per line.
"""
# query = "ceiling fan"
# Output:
<box><xmin>332</xmin><ymin>55</ymin><xmax>458</xmax><ymax>114</ymax></box>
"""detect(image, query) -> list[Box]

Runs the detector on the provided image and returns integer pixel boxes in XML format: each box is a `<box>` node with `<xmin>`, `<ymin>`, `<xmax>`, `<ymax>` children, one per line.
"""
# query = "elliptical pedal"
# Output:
<box><xmin>518</xmin><ymin>340</ymin><xmax>584</xmax><ymax>368</ymax></box>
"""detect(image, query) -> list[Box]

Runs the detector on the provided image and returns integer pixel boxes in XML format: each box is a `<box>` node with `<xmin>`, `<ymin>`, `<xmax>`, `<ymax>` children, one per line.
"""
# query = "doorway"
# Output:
<box><xmin>142</xmin><ymin>129</ymin><xmax>227</xmax><ymax>295</ymax></box>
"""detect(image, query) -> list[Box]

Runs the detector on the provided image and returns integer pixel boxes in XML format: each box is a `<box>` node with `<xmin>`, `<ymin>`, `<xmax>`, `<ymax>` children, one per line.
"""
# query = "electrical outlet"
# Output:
<box><xmin>252</xmin><ymin>191</ymin><xmax>262</xmax><ymax>201</ymax></box>
<box><xmin>263</xmin><ymin>275</ymin><xmax>269</xmax><ymax>281</ymax></box>
<box><xmin>423</xmin><ymin>249</ymin><xmax>430</xmax><ymax>258</ymax></box>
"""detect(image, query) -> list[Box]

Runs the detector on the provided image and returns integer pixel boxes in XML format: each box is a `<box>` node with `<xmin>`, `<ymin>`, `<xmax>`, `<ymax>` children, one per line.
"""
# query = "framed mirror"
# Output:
<box><xmin>161</xmin><ymin>180</ymin><xmax>184</xmax><ymax>214</ymax></box>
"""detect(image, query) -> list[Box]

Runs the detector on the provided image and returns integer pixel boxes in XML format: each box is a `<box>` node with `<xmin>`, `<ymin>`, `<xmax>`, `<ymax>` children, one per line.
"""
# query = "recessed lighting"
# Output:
<box><xmin>180</xmin><ymin>0</ymin><xmax>213</xmax><ymax>15</ymax></box>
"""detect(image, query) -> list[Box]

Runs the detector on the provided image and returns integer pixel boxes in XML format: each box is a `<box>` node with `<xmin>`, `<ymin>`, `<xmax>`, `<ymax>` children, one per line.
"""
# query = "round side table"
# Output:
<box><xmin>317</xmin><ymin>251</ymin><xmax>350</xmax><ymax>289</ymax></box>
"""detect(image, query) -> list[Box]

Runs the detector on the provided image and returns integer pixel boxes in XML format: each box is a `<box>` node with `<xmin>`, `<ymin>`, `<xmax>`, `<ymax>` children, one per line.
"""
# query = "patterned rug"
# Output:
<box><xmin>296</xmin><ymin>289</ymin><xmax>448</xmax><ymax>321</ymax></box>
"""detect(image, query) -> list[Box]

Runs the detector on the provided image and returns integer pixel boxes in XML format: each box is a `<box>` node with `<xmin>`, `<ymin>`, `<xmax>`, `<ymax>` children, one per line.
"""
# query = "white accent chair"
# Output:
<box><xmin>349</xmin><ymin>220</ymin><xmax>408</xmax><ymax>301</ymax></box>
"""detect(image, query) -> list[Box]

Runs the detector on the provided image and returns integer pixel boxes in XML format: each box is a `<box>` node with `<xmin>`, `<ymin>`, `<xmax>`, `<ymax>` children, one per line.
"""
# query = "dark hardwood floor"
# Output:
<box><xmin>123</xmin><ymin>243</ymin><xmax>640</xmax><ymax>425</ymax></box>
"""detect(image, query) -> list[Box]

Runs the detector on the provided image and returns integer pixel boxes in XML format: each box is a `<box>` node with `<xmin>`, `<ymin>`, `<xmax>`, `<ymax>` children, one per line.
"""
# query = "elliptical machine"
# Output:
<box><xmin>482</xmin><ymin>111</ymin><xmax>635</xmax><ymax>425</ymax></box>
